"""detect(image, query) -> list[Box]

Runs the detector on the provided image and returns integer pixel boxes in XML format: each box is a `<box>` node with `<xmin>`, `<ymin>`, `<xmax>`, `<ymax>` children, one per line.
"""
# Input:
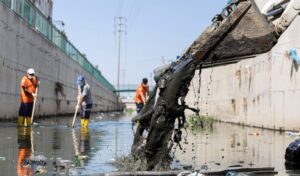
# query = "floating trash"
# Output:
<box><xmin>35</xmin><ymin>165</ymin><xmax>47</xmax><ymax>174</ymax></box>
<box><xmin>178</xmin><ymin>170</ymin><xmax>205</xmax><ymax>176</ymax></box>
<box><xmin>286</xmin><ymin>131</ymin><xmax>300</xmax><ymax>136</ymax></box>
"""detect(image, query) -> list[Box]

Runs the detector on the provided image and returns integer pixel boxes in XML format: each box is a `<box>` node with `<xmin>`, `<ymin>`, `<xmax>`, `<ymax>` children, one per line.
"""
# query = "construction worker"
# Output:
<box><xmin>18</xmin><ymin>68</ymin><xmax>38</xmax><ymax>127</ymax></box>
<box><xmin>76</xmin><ymin>75</ymin><xmax>93</xmax><ymax>128</ymax></box>
<box><xmin>134</xmin><ymin>78</ymin><xmax>149</xmax><ymax>113</ymax></box>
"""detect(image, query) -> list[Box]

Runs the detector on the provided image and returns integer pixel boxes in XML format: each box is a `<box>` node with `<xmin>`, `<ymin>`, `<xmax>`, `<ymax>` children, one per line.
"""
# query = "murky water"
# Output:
<box><xmin>0</xmin><ymin>113</ymin><xmax>134</xmax><ymax>175</ymax></box>
<box><xmin>0</xmin><ymin>114</ymin><xmax>300</xmax><ymax>175</ymax></box>
<box><xmin>175</xmin><ymin>122</ymin><xmax>300</xmax><ymax>175</ymax></box>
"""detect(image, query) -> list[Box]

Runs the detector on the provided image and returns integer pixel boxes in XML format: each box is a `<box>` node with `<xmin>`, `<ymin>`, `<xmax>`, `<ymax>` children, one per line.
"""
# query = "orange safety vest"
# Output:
<box><xmin>134</xmin><ymin>84</ymin><xmax>149</xmax><ymax>104</ymax></box>
<box><xmin>20</xmin><ymin>75</ymin><xmax>37</xmax><ymax>103</ymax></box>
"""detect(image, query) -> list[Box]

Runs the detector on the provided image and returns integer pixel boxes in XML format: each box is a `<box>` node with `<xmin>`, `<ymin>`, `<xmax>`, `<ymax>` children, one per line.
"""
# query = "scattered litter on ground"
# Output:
<box><xmin>35</xmin><ymin>165</ymin><xmax>47</xmax><ymax>174</ymax></box>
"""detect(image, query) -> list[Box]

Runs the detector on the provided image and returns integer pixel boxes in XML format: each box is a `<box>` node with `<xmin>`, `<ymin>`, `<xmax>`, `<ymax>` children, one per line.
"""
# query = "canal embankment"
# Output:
<box><xmin>0</xmin><ymin>1</ymin><xmax>121</xmax><ymax>120</ymax></box>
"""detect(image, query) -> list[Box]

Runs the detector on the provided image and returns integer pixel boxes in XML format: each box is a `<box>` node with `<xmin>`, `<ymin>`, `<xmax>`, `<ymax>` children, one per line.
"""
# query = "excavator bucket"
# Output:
<box><xmin>188</xmin><ymin>0</ymin><xmax>276</xmax><ymax>66</ymax></box>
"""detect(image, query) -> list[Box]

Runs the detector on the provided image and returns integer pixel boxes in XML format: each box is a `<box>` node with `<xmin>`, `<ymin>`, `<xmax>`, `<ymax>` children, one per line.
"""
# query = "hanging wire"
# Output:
<box><xmin>128</xmin><ymin>0</ymin><xmax>144</xmax><ymax>32</ymax></box>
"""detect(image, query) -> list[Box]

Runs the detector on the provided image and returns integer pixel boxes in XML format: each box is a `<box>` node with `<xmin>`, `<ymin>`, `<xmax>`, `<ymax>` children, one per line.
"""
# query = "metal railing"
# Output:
<box><xmin>114</xmin><ymin>84</ymin><xmax>155</xmax><ymax>93</ymax></box>
<box><xmin>0</xmin><ymin>0</ymin><xmax>115</xmax><ymax>91</ymax></box>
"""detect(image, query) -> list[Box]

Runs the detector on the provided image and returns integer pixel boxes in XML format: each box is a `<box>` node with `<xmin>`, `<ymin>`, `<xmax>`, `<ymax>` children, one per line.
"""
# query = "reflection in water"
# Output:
<box><xmin>2</xmin><ymin>114</ymin><xmax>300</xmax><ymax>175</ymax></box>
<box><xmin>72</xmin><ymin>127</ymin><xmax>91</xmax><ymax>167</ymax></box>
<box><xmin>80</xmin><ymin>127</ymin><xmax>90</xmax><ymax>156</ymax></box>
<box><xmin>175</xmin><ymin>122</ymin><xmax>299</xmax><ymax>175</ymax></box>
<box><xmin>0</xmin><ymin>115</ymin><xmax>126</xmax><ymax>175</ymax></box>
<box><xmin>17</xmin><ymin>127</ymin><xmax>32</xmax><ymax>176</ymax></box>
<box><xmin>52</xmin><ymin>128</ymin><xmax>61</xmax><ymax>150</ymax></box>
<box><xmin>285</xmin><ymin>162</ymin><xmax>300</xmax><ymax>170</ymax></box>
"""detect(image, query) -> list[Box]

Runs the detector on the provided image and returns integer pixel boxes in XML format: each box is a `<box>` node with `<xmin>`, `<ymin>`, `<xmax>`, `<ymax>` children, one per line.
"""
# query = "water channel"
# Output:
<box><xmin>0</xmin><ymin>113</ymin><xmax>299</xmax><ymax>175</ymax></box>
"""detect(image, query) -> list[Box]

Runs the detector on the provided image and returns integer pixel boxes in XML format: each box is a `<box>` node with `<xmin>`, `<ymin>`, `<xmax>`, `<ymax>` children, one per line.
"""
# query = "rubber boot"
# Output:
<box><xmin>81</xmin><ymin>119</ymin><xmax>84</xmax><ymax>127</ymax></box>
<box><xmin>82</xmin><ymin>119</ymin><xmax>89</xmax><ymax>128</ymax></box>
<box><xmin>23</xmin><ymin>117</ymin><xmax>29</xmax><ymax>127</ymax></box>
<box><xmin>26</xmin><ymin>117</ymin><xmax>31</xmax><ymax>126</ymax></box>
<box><xmin>17</xmin><ymin>116</ymin><xmax>24</xmax><ymax>127</ymax></box>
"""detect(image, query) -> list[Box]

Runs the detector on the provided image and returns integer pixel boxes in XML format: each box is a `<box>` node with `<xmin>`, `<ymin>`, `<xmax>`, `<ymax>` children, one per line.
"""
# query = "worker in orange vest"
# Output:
<box><xmin>134</xmin><ymin>78</ymin><xmax>149</xmax><ymax>113</ymax></box>
<box><xmin>18</xmin><ymin>68</ymin><xmax>38</xmax><ymax>127</ymax></box>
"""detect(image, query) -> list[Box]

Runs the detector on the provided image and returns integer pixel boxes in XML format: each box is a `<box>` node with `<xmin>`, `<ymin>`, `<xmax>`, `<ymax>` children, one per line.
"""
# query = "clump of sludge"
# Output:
<box><xmin>188</xmin><ymin>115</ymin><xmax>216</xmax><ymax>131</ymax></box>
<box><xmin>115</xmin><ymin>155</ymin><xmax>148</xmax><ymax>171</ymax></box>
<box><xmin>115</xmin><ymin>153</ymin><xmax>172</xmax><ymax>171</ymax></box>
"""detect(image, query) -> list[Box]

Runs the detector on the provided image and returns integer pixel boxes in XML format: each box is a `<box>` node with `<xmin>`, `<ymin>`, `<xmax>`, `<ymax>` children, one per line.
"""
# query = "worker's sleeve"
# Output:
<box><xmin>21</xmin><ymin>77</ymin><xmax>32</xmax><ymax>94</ymax></box>
<box><xmin>81</xmin><ymin>86</ymin><xmax>88</xmax><ymax>97</ymax></box>
<box><xmin>138</xmin><ymin>87</ymin><xmax>143</xmax><ymax>93</ymax></box>
<box><xmin>21</xmin><ymin>77</ymin><xmax>27</xmax><ymax>88</ymax></box>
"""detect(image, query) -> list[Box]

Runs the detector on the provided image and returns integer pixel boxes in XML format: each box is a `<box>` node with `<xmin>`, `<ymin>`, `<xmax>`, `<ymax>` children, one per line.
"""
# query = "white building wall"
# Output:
<box><xmin>186</xmin><ymin>15</ymin><xmax>300</xmax><ymax>131</ymax></box>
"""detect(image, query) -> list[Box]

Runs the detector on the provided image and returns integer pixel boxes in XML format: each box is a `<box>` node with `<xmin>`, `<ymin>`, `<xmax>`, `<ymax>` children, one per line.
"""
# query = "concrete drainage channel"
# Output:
<box><xmin>97</xmin><ymin>167</ymin><xmax>277</xmax><ymax>176</ymax></box>
<box><xmin>93</xmin><ymin>171</ymin><xmax>180</xmax><ymax>176</ymax></box>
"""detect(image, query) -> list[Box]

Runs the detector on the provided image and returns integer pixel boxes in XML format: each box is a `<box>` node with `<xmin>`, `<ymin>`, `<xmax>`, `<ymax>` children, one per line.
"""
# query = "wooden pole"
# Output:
<box><xmin>30</xmin><ymin>87</ymin><xmax>39</xmax><ymax>124</ymax></box>
<box><xmin>71</xmin><ymin>103</ymin><xmax>79</xmax><ymax>128</ymax></box>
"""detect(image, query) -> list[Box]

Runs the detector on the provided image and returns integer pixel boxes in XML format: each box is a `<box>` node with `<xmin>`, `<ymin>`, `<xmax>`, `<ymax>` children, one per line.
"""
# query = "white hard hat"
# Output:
<box><xmin>27</xmin><ymin>68</ymin><xmax>35</xmax><ymax>75</ymax></box>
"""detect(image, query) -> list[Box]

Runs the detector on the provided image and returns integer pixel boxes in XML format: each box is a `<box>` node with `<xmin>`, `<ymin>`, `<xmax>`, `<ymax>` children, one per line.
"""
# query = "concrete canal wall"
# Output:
<box><xmin>186</xmin><ymin>12</ymin><xmax>300</xmax><ymax>131</ymax></box>
<box><xmin>0</xmin><ymin>3</ymin><xmax>119</xmax><ymax>120</ymax></box>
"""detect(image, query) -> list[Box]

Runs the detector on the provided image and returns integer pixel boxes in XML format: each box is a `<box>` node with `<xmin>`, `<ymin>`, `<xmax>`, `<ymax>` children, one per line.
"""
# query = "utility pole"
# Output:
<box><xmin>114</xmin><ymin>16</ymin><xmax>127</xmax><ymax>93</ymax></box>
<box><xmin>114</xmin><ymin>17</ymin><xmax>126</xmax><ymax>160</ymax></box>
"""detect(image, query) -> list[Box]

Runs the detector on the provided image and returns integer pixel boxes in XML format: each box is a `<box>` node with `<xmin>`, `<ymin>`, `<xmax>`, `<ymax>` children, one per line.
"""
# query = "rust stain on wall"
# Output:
<box><xmin>248</xmin><ymin>68</ymin><xmax>252</xmax><ymax>92</ymax></box>
<box><xmin>231</xmin><ymin>99</ymin><xmax>236</xmax><ymax>114</ymax></box>
<box><xmin>235</xmin><ymin>69</ymin><xmax>241</xmax><ymax>88</ymax></box>
<box><xmin>243</xmin><ymin>97</ymin><xmax>248</xmax><ymax>115</ymax></box>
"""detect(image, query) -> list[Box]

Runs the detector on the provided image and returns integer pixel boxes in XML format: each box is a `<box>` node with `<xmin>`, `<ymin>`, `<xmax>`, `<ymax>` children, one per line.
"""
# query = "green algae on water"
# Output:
<box><xmin>188</xmin><ymin>115</ymin><xmax>215</xmax><ymax>131</ymax></box>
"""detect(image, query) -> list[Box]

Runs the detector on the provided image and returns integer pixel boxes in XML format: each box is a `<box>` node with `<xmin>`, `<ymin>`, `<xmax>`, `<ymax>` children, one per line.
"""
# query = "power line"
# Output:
<box><xmin>128</xmin><ymin>0</ymin><xmax>144</xmax><ymax>32</ymax></box>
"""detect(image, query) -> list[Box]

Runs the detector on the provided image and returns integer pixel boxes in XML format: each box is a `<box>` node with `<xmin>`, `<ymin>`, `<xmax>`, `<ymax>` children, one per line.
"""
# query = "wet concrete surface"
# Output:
<box><xmin>0</xmin><ymin>114</ymin><xmax>300</xmax><ymax>175</ymax></box>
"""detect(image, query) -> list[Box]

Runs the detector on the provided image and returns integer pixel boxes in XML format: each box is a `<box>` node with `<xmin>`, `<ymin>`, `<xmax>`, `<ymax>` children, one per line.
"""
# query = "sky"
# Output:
<box><xmin>53</xmin><ymin>0</ymin><xmax>228</xmax><ymax>87</ymax></box>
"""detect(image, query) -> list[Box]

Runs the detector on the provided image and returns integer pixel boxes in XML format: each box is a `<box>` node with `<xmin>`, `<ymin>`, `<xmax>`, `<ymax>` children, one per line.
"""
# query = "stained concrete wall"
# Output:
<box><xmin>0</xmin><ymin>4</ymin><xmax>120</xmax><ymax>120</ymax></box>
<box><xmin>186</xmin><ymin>15</ymin><xmax>300</xmax><ymax>131</ymax></box>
